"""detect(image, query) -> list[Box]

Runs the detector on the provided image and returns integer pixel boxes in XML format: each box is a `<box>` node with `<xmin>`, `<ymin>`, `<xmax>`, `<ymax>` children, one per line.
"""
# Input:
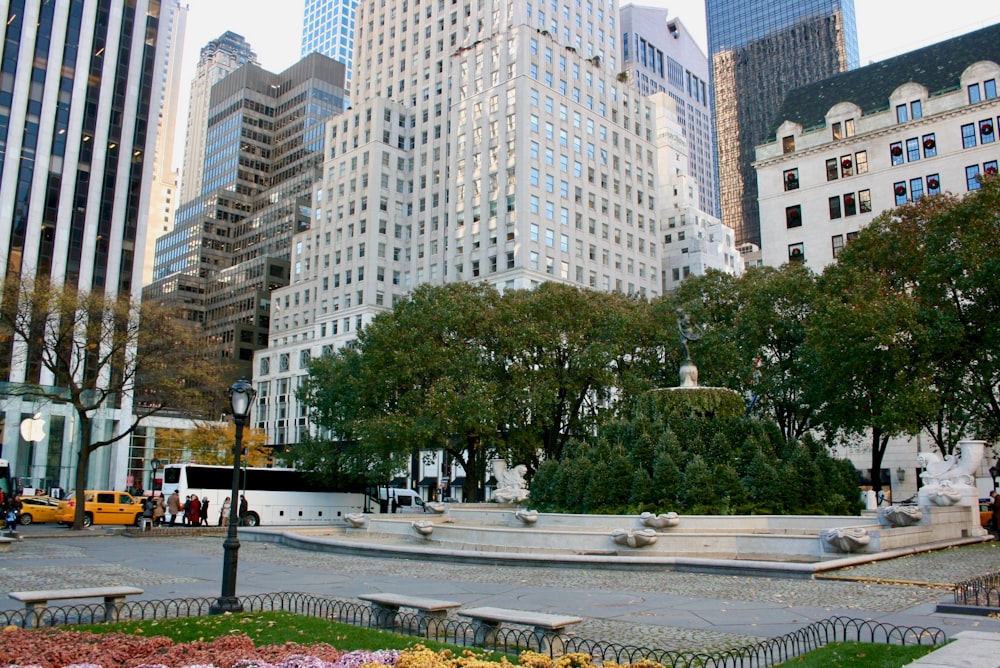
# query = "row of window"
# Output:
<box><xmin>892</xmin><ymin>174</ymin><xmax>943</xmax><ymax>205</ymax></box>
<box><xmin>786</xmin><ymin>232</ymin><xmax>861</xmax><ymax>263</ymax></box>
<box><xmin>784</xmin><ymin>189</ymin><xmax>872</xmax><ymax>228</ymax></box>
<box><xmin>782</xmin><ymin>151</ymin><xmax>871</xmax><ymax>191</ymax></box>
<box><xmin>890</xmin><ymin>134</ymin><xmax>937</xmax><ymax>165</ymax></box>
<box><xmin>961</xmin><ymin>118</ymin><xmax>997</xmax><ymax>148</ymax></box>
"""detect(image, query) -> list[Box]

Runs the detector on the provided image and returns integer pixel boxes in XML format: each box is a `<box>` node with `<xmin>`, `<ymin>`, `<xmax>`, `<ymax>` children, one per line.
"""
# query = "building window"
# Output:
<box><xmin>965</xmin><ymin>165</ymin><xmax>980</xmax><ymax>191</ymax></box>
<box><xmin>980</xmin><ymin>119</ymin><xmax>995</xmax><ymax>144</ymax></box>
<box><xmin>855</xmin><ymin>150</ymin><xmax>868</xmax><ymax>175</ymax></box>
<box><xmin>890</xmin><ymin>141</ymin><xmax>904</xmax><ymax>166</ymax></box>
<box><xmin>985</xmin><ymin>79</ymin><xmax>998</xmax><ymax>99</ymax></box>
<box><xmin>896</xmin><ymin>104</ymin><xmax>908</xmax><ymax>123</ymax></box>
<box><xmin>840</xmin><ymin>155</ymin><xmax>854</xmax><ymax>177</ymax></box>
<box><xmin>259</xmin><ymin>358</ymin><xmax>270</xmax><ymax>375</ymax></box>
<box><xmin>922</xmin><ymin>133</ymin><xmax>937</xmax><ymax>158</ymax></box>
<box><xmin>843</xmin><ymin>192</ymin><xmax>857</xmax><ymax>217</ymax></box>
<box><xmin>828</xmin><ymin>196</ymin><xmax>841</xmax><ymax>220</ymax></box>
<box><xmin>894</xmin><ymin>181</ymin><xmax>907</xmax><ymax>205</ymax></box>
<box><xmin>826</xmin><ymin>158</ymin><xmax>838</xmax><ymax>181</ymax></box>
<box><xmin>926</xmin><ymin>174</ymin><xmax>941</xmax><ymax>195</ymax></box>
<box><xmin>962</xmin><ymin>123</ymin><xmax>977</xmax><ymax>148</ymax></box>
<box><xmin>782</xmin><ymin>135</ymin><xmax>795</xmax><ymax>153</ymax></box>
<box><xmin>831</xmin><ymin>234</ymin><xmax>845</xmax><ymax>258</ymax></box>
<box><xmin>786</xmin><ymin>205</ymin><xmax>802</xmax><ymax>229</ymax></box>
<box><xmin>910</xmin><ymin>177</ymin><xmax>924</xmax><ymax>201</ymax></box>
<box><xmin>784</xmin><ymin>168</ymin><xmax>799</xmax><ymax>190</ymax></box>
<box><xmin>969</xmin><ymin>83</ymin><xmax>981</xmax><ymax>104</ymax></box>
<box><xmin>788</xmin><ymin>243</ymin><xmax>804</xmax><ymax>263</ymax></box>
<box><xmin>986</xmin><ymin>160</ymin><xmax>999</xmax><ymax>177</ymax></box>
<box><xmin>910</xmin><ymin>100</ymin><xmax>922</xmax><ymax>120</ymax></box>
<box><xmin>906</xmin><ymin>137</ymin><xmax>920</xmax><ymax>162</ymax></box>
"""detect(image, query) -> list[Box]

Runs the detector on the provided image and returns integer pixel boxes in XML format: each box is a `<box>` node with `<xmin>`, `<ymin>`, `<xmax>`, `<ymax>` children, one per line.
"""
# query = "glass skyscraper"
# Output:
<box><xmin>707</xmin><ymin>0</ymin><xmax>859</xmax><ymax>247</ymax></box>
<box><xmin>301</xmin><ymin>0</ymin><xmax>359</xmax><ymax>91</ymax></box>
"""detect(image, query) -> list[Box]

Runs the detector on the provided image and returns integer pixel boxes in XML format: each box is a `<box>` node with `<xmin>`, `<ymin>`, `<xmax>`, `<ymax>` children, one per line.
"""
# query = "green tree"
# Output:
<box><xmin>808</xmin><ymin>256</ymin><xmax>935</xmax><ymax>491</ymax></box>
<box><xmin>828</xmin><ymin>174</ymin><xmax>1000</xmax><ymax>450</ymax></box>
<box><xmin>496</xmin><ymin>283</ymin><xmax>653</xmax><ymax>468</ymax></box>
<box><xmin>299</xmin><ymin>283</ymin><xmax>505</xmax><ymax>500</ymax></box>
<box><xmin>0</xmin><ymin>277</ymin><xmax>218</xmax><ymax>529</ymax></box>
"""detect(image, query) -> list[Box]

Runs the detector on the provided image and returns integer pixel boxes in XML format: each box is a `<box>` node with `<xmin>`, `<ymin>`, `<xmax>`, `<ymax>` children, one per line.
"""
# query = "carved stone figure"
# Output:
<box><xmin>411</xmin><ymin>520</ymin><xmax>434</xmax><ymax>536</ymax></box>
<box><xmin>343</xmin><ymin>513</ymin><xmax>367</xmax><ymax>528</ymax></box>
<box><xmin>878</xmin><ymin>506</ymin><xmax>923</xmax><ymax>527</ymax></box>
<box><xmin>491</xmin><ymin>460</ymin><xmax>530</xmax><ymax>503</ymax></box>
<box><xmin>917</xmin><ymin>441</ymin><xmax>985</xmax><ymax>521</ymax></box>
<box><xmin>639</xmin><ymin>511</ymin><xmax>680</xmax><ymax>529</ymax></box>
<box><xmin>424</xmin><ymin>501</ymin><xmax>447</xmax><ymax>514</ymax></box>
<box><xmin>822</xmin><ymin>527</ymin><xmax>871</xmax><ymax>553</ymax></box>
<box><xmin>514</xmin><ymin>509</ymin><xmax>539</xmax><ymax>524</ymax></box>
<box><xmin>611</xmin><ymin>528</ymin><xmax>659</xmax><ymax>548</ymax></box>
<box><xmin>926</xmin><ymin>481</ymin><xmax>962</xmax><ymax>506</ymax></box>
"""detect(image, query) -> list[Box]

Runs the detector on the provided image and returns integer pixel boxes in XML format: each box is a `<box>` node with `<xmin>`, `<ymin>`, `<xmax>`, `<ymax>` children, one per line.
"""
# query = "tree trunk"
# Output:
<box><xmin>71</xmin><ymin>413</ymin><xmax>92</xmax><ymax>530</ymax></box>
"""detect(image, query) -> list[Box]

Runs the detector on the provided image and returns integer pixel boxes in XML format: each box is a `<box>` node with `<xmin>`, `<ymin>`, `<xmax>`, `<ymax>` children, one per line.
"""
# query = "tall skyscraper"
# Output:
<box><xmin>142</xmin><ymin>0</ymin><xmax>188</xmax><ymax>286</ymax></box>
<box><xmin>621</xmin><ymin>5</ymin><xmax>718</xmax><ymax>218</ymax></box>
<box><xmin>145</xmin><ymin>54</ymin><xmax>349</xmax><ymax>378</ymax></box>
<box><xmin>0</xmin><ymin>0</ymin><xmax>171</xmax><ymax>489</ymax></box>
<box><xmin>706</xmin><ymin>0</ymin><xmax>859</xmax><ymax>247</ymax></box>
<box><xmin>179</xmin><ymin>32</ymin><xmax>258</xmax><ymax>204</ymax></box>
<box><xmin>301</xmin><ymin>0</ymin><xmax>359</xmax><ymax>92</ymax></box>
<box><xmin>256</xmin><ymin>0</ymin><xmax>665</xmax><ymax>446</ymax></box>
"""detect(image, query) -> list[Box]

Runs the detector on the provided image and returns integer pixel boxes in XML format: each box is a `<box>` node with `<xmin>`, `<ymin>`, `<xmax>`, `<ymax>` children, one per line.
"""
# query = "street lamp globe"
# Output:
<box><xmin>228</xmin><ymin>379</ymin><xmax>255</xmax><ymax>422</ymax></box>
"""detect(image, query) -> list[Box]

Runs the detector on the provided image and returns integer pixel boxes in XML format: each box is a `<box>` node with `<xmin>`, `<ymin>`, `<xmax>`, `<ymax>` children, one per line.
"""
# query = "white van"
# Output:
<box><xmin>374</xmin><ymin>487</ymin><xmax>425</xmax><ymax>513</ymax></box>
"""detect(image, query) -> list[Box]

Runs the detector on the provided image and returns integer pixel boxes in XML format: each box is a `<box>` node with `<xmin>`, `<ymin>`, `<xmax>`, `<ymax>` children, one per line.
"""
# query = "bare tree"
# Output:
<box><xmin>0</xmin><ymin>277</ymin><xmax>220</xmax><ymax>529</ymax></box>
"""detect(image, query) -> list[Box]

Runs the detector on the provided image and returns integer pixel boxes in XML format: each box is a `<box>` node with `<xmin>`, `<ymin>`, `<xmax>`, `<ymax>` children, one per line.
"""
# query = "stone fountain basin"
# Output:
<box><xmin>291</xmin><ymin>505</ymin><xmax>980</xmax><ymax>563</ymax></box>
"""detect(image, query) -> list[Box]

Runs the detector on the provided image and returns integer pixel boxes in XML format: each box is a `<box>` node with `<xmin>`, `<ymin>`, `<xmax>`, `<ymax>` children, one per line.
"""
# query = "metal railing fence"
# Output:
<box><xmin>0</xmin><ymin>592</ymin><xmax>947</xmax><ymax>668</ymax></box>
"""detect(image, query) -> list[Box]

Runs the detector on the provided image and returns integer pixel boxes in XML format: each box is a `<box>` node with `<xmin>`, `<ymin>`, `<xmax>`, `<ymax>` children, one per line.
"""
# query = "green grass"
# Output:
<box><xmin>67</xmin><ymin>614</ymin><xmax>941</xmax><ymax>668</ymax></box>
<box><xmin>776</xmin><ymin>641</ymin><xmax>937</xmax><ymax>667</ymax></box>
<box><xmin>70</xmin><ymin>610</ymin><xmax>499</xmax><ymax>656</ymax></box>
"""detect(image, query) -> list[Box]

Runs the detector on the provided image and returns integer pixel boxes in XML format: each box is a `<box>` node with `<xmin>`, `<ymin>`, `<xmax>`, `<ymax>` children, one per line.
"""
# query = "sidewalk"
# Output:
<box><xmin>1</xmin><ymin>525</ymin><xmax>998</xmax><ymax>656</ymax></box>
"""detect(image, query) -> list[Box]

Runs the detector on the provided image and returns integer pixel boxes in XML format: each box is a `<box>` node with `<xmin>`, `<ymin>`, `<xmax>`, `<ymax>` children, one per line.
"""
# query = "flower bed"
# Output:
<box><xmin>0</xmin><ymin>627</ymin><xmax>394</xmax><ymax>668</ymax></box>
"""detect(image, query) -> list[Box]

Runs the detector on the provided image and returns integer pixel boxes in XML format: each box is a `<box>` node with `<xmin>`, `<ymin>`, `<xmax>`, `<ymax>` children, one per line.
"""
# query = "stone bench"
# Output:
<box><xmin>358</xmin><ymin>593</ymin><xmax>461</xmax><ymax>635</ymax></box>
<box><xmin>458</xmin><ymin>606</ymin><xmax>583</xmax><ymax>653</ymax></box>
<box><xmin>8</xmin><ymin>586</ymin><xmax>144</xmax><ymax>627</ymax></box>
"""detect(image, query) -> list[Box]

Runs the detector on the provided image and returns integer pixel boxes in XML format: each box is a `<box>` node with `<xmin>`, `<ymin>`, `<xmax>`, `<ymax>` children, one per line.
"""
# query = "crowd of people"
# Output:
<box><xmin>143</xmin><ymin>490</ymin><xmax>248</xmax><ymax>527</ymax></box>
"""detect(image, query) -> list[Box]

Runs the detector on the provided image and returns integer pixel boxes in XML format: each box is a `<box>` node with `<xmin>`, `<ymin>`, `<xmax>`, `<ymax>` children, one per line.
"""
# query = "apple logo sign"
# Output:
<box><xmin>20</xmin><ymin>413</ymin><xmax>47</xmax><ymax>443</ymax></box>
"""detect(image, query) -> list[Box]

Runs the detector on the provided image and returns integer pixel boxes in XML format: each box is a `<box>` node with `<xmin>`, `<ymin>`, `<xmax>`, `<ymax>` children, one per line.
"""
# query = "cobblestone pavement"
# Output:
<box><xmin>2</xmin><ymin>533</ymin><xmax>997</xmax><ymax>654</ymax></box>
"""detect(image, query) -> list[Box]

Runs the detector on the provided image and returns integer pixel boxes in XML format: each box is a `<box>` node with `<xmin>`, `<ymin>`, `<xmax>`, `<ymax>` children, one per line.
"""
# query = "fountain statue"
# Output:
<box><xmin>491</xmin><ymin>460</ymin><xmax>530</xmax><ymax>503</ymax></box>
<box><xmin>676</xmin><ymin>308</ymin><xmax>703</xmax><ymax>388</ymax></box>
<box><xmin>916</xmin><ymin>440</ymin><xmax>987</xmax><ymax>535</ymax></box>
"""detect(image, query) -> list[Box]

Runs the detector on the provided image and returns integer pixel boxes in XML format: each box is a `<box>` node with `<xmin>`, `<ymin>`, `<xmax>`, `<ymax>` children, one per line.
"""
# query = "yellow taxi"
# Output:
<box><xmin>56</xmin><ymin>490</ymin><xmax>143</xmax><ymax>527</ymax></box>
<box><xmin>16</xmin><ymin>495</ymin><xmax>62</xmax><ymax>525</ymax></box>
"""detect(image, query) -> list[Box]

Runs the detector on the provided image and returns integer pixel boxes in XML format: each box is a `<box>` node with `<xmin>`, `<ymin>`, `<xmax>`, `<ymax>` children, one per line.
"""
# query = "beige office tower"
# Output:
<box><xmin>179</xmin><ymin>31</ymin><xmax>258</xmax><ymax>204</ymax></box>
<box><xmin>142</xmin><ymin>0</ymin><xmax>188</xmax><ymax>286</ymax></box>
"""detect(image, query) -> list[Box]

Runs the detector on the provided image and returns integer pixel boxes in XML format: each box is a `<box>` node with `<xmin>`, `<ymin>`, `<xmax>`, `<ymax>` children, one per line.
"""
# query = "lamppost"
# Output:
<box><xmin>210</xmin><ymin>378</ymin><xmax>256</xmax><ymax>614</ymax></box>
<box><xmin>149</xmin><ymin>458</ymin><xmax>161</xmax><ymax>493</ymax></box>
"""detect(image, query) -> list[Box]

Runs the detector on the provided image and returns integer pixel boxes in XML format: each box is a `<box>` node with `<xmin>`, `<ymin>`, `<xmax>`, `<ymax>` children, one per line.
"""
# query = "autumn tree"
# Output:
<box><xmin>0</xmin><ymin>277</ymin><xmax>219</xmax><ymax>529</ymax></box>
<box><xmin>155</xmin><ymin>423</ymin><xmax>272</xmax><ymax>467</ymax></box>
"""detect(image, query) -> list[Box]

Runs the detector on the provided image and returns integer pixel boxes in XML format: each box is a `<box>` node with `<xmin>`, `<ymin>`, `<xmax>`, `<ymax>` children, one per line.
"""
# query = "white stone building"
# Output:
<box><xmin>755</xmin><ymin>24</ymin><xmax>1000</xmax><ymax>271</ymax></box>
<box><xmin>255</xmin><ymin>0</ymin><xmax>671</xmax><ymax>447</ymax></box>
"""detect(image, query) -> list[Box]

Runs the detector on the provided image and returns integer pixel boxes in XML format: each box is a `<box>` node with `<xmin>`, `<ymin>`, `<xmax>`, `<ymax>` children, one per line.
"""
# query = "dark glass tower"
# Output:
<box><xmin>706</xmin><ymin>0</ymin><xmax>859</xmax><ymax>247</ymax></box>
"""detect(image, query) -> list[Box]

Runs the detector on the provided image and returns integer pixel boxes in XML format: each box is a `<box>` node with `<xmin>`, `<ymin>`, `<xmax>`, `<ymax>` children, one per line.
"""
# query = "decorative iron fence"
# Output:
<box><xmin>0</xmin><ymin>592</ymin><xmax>947</xmax><ymax>668</ymax></box>
<box><xmin>953</xmin><ymin>571</ymin><xmax>1000</xmax><ymax>608</ymax></box>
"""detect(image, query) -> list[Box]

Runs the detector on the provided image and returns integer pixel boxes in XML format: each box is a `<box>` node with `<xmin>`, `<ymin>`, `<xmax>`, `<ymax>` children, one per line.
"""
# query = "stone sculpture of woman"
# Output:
<box><xmin>676</xmin><ymin>309</ymin><xmax>703</xmax><ymax>388</ymax></box>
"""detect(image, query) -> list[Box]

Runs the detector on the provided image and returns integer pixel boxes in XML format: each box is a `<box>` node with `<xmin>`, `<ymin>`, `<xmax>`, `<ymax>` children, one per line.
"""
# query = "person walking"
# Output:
<box><xmin>989</xmin><ymin>490</ymin><xmax>1000</xmax><ymax>539</ymax></box>
<box><xmin>199</xmin><ymin>496</ymin><xmax>209</xmax><ymax>527</ymax></box>
<box><xmin>219</xmin><ymin>496</ymin><xmax>231</xmax><ymax>526</ymax></box>
<box><xmin>167</xmin><ymin>490</ymin><xmax>180</xmax><ymax>526</ymax></box>
<box><xmin>153</xmin><ymin>493</ymin><xmax>166</xmax><ymax>526</ymax></box>
<box><xmin>188</xmin><ymin>495</ymin><xmax>200</xmax><ymax>527</ymax></box>
<box><xmin>238</xmin><ymin>495</ymin><xmax>248</xmax><ymax>525</ymax></box>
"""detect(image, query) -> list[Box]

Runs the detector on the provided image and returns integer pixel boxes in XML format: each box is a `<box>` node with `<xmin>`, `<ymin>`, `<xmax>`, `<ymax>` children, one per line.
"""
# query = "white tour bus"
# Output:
<box><xmin>160</xmin><ymin>463</ymin><xmax>366</xmax><ymax>526</ymax></box>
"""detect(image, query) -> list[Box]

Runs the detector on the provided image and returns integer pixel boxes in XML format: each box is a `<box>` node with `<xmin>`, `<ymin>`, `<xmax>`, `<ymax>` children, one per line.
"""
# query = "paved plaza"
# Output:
<box><xmin>1</xmin><ymin>526</ymin><xmax>999</xmax><ymax>655</ymax></box>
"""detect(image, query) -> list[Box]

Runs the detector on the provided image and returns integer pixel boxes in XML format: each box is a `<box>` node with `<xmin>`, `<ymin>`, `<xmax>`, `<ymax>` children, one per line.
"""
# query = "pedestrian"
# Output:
<box><xmin>989</xmin><ymin>490</ymin><xmax>999</xmax><ymax>539</ymax></box>
<box><xmin>219</xmin><ymin>496</ymin><xmax>231</xmax><ymax>526</ymax></box>
<box><xmin>199</xmin><ymin>496</ymin><xmax>209</xmax><ymax>527</ymax></box>
<box><xmin>153</xmin><ymin>492</ymin><xmax>166</xmax><ymax>526</ymax></box>
<box><xmin>239</xmin><ymin>495</ymin><xmax>248</xmax><ymax>525</ymax></box>
<box><xmin>5</xmin><ymin>494</ymin><xmax>22</xmax><ymax>534</ymax></box>
<box><xmin>188</xmin><ymin>495</ymin><xmax>201</xmax><ymax>527</ymax></box>
<box><xmin>167</xmin><ymin>490</ymin><xmax>180</xmax><ymax>526</ymax></box>
<box><xmin>181</xmin><ymin>495</ymin><xmax>192</xmax><ymax>525</ymax></box>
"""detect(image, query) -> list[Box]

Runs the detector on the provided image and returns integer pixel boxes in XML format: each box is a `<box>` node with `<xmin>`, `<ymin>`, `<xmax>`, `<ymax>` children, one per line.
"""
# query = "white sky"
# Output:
<box><xmin>172</xmin><ymin>0</ymin><xmax>1000</xmax><ymax>171</ymax></box>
